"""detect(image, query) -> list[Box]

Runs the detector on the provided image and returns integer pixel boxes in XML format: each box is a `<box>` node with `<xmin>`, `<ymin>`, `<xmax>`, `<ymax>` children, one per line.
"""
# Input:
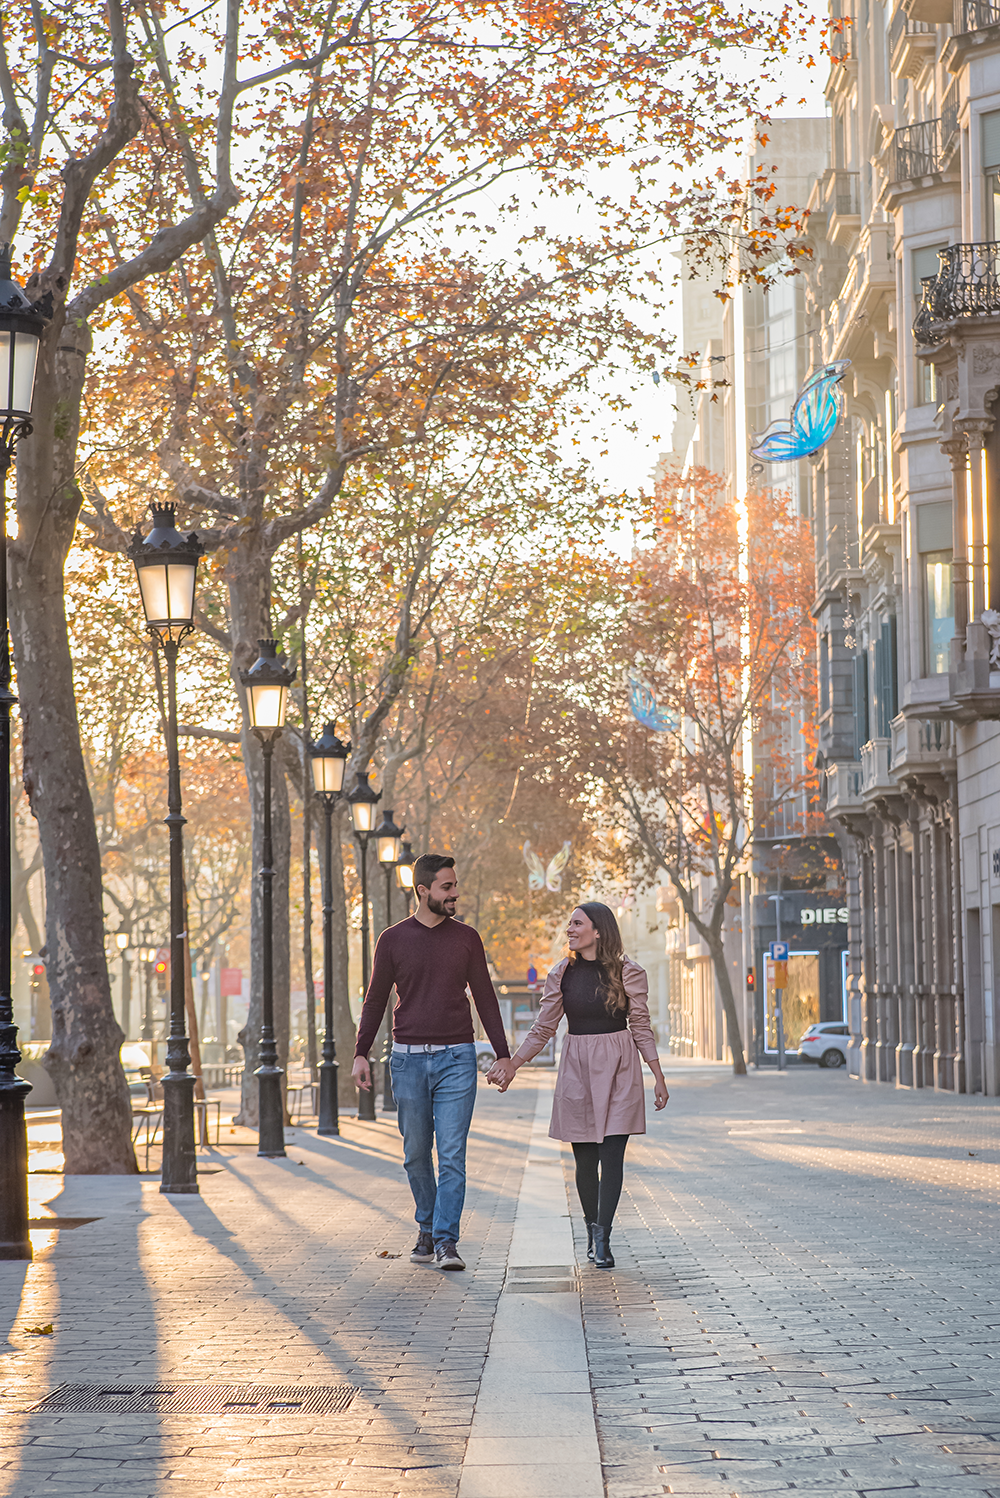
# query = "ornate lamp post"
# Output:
<box><xmin>346</xmin><ymin>770</ymin><xmax>380</xmax><ymax>1121</ymax></box>
<box><xmin>309</xmin><ymin>723</ymin><xmax>349</xmax><ymax>1136</ymax></box>
<box><xmin>115</xmin><ymin>930</ymin><xmax>131</xmax><ymax>1041</ymax></box>
<box><xmin>128</xmin><ymin>502</ymin><xmax>205</xmax><ymax>1195</ymax></box>
<box><xmin>240</xmin><ymin>640</ymin><xmax>296</xmax><ymax>1158</ymax></box>
<box><xmin>139</xmin><ymin>934</ymin><xmax>155</xmax><ymax>1045</ymax></box>
<box><xmin>373</xmin><ymin>809</ymin><xmax>404</xmax><ymax>1115</ymax></box>
<box><xmin>0</xmin><ymin>244</ymin><xmax>44</xmax><ymax>1261</ymax></box>
<box><xmin>395</xmin><ymin>841</ymin><xmax>416</xmax><ymax>914</ymax></box>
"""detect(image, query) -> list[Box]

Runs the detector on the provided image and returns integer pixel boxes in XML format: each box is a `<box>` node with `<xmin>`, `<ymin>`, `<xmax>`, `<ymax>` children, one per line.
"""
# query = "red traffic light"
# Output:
<box><xmin>746</xmin><ymin>968</ymin><xmax>756</xmax><ymax>991</ymax></box>
<box><xmin>155</xmin><ymin>960</ymin><xmax>168</xmax><ymax>974</ymax></box>
<box><xmin>32</xmin><ymin>964</ymin><xmax>44</xmax><ymax>976</ymax></box>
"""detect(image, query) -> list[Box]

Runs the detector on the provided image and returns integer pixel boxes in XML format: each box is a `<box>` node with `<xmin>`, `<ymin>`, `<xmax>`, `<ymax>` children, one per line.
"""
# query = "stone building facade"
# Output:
<box><xmin>806</xmin><ymin>0</ymin><xmax>1000</xmax><ymax>1091</ymax></box>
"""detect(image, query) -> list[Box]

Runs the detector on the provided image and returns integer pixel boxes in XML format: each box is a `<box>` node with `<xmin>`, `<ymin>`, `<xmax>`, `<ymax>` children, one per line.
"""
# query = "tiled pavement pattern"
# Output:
<box><xmin>573</xmin><ymin>1067</ymin><xmax>1000</xmax><ymax>1498</ymax></box>
<box><xmin>7</xmin><ymin>1064</ymin><xmax>1000</xmax><ymax>1497</ymax></box>
<box><xmin>0</xmin><ymin>1082</ymin><xmax>536</xmax><ymax>1498</ymax></box>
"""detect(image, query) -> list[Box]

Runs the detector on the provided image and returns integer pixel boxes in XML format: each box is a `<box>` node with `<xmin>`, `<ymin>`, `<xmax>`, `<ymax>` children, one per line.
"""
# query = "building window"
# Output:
<box><xmin>912</xmin><ymin>246</ymin><xmax>946</xmax><ymax>405</ymax></box>
<box><xmin>984</xmin><ymin>110</ymin><xmax>1000</xmax><ymax>238</ymax></box>
<box><xmin>917</xmin><ymin>501</ymin><xmax>953</xmax><ymax>676</ymax></box>
<box><xmin>923</xmin><ymin>551</ymin><xmax>954</xmax><ymax>675</ymax></box>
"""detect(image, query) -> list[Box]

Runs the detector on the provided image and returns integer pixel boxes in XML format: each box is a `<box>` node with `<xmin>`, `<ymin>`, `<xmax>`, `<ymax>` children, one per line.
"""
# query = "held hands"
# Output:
<box><xmin>486</xmin><ymin>1057</ymin><xmax>519</xmax><ymax>1092</ymax></box>
<box><xmin>352</xmin><ymin>1056</ymin><xmax>372</xmax><ymax>1092</ymax></box>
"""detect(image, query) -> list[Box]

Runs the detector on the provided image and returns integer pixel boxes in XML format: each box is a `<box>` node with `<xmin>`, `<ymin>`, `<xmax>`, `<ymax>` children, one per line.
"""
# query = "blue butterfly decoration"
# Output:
<box><xmin>628</xmin><ymin>675</ymin><xmax>678</xmax><ymax>733</ymax></box>
<box><xmin>750</xmin><ymin>359</ymin><xmax>851</xmax><ymax>463</ymax></box>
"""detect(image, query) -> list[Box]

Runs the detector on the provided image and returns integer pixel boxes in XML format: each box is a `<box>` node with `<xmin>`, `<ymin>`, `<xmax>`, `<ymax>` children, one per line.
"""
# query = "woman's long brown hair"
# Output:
<box><xmin>569</xmin><ymin>901</ymin><xmax>629</xmax><ymax>1014</ymax></box>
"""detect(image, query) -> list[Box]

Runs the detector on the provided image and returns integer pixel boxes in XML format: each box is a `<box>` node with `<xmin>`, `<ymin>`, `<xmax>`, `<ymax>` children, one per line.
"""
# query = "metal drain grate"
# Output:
<box><xmin>30</xmin><ymin>1384</ymin><xmax>358</xmax><ymax>1415</ymax></box>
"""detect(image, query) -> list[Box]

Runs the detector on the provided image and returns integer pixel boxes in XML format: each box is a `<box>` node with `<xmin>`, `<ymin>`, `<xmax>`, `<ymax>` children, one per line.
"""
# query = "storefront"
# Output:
<box><xmin>752</xmin><ymin>892</ymin><xmax>849</xmax><ymax>1062</ymax></box>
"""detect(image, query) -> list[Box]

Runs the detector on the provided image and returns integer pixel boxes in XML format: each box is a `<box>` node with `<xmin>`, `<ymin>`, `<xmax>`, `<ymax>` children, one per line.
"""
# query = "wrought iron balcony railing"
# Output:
<box><xmin>956</xmin><ymin>0</ymin><xmax>1000</xmax><ymax>32</ymax></box>
<box><xmin>913</xmin><ymin>242</ymin><xmax>1000</xmax><ymax>344</ymax></box>
<box><xmin>821</xmin><ymin>168</ymin><xmax>861</xmax><ymax>219</ymax></box>
<box><xmin>892</xmin><ymin>117</ymin><xmax>943</xmax><ymax>181</ymax></box>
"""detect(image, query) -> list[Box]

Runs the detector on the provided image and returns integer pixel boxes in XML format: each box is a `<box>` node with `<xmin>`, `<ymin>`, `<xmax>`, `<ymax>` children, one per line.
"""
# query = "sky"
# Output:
<box><xmin>584</xmin><ymin>27</ymin><xmax>830</xmax><ymax>509</ymax></box>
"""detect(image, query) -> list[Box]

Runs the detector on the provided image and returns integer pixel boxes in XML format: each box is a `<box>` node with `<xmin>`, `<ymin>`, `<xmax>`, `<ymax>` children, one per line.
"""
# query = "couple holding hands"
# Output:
<box><xmin>352</xmin><ymin>854</ymin><xmax>668</xmax><ymax>1273</ymax></box>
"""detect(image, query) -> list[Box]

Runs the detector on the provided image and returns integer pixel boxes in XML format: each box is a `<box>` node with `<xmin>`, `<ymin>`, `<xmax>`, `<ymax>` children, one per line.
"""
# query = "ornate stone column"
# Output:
<box><xmin>943</xmin><ymin>437</ymin><xmax>969</xmax><ymax>676</ymax></box>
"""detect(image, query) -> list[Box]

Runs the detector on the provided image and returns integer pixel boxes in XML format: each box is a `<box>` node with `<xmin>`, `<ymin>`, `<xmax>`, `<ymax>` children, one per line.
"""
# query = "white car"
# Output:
<box><xmin>797</xmin><ymin>1022</ymin><xmax>850</xmax><ymax>1068</ymax></box>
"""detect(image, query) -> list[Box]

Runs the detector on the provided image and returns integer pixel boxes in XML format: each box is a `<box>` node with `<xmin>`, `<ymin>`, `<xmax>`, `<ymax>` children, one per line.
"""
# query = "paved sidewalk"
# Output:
<box><xmin>3</xmin><ymin>1066</ymin><xmax>1000</xmax><ymax>1497</ymax></box>
<box><xmin>582</xmin><ymin>1067</ymin><xmax>1000</xmax><ymax>1498</ymax></box>
<box><xmin>2</xmin><ymin>1080</ymin><xmax>536</xmax><ymax>1497</ymax></box>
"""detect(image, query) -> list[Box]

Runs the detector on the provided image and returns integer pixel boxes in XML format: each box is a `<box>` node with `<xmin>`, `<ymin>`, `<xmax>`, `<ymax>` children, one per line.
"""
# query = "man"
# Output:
<box><xmin>352</xmin><ymin>853</ymin><xmax>510</xmax><ymax>1271</ymax></box>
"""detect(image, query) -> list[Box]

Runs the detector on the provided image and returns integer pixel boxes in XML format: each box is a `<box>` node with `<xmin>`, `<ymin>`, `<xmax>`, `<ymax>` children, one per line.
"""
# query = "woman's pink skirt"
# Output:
<box><xmin>548</xmin><ymin>1031</ymin><xmax>646</xmax><ymax>1142</ymax></box>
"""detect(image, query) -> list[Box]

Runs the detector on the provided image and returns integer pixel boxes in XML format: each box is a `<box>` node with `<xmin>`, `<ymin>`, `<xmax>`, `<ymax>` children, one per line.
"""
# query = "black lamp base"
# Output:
<box><xmin>160</xmin><ymin>1072</ymin><xmax>200</xmax><ymax>1195</ymax></box>
<box><xmin>317</xmin><ymin>1059</ymin><xmax>339</xmax><ymax>1135</ymax></box>
<box><xmin>256</xmin><ymin>1066</ymin><xmax>286</xmax><ymax>1157</ymax></box>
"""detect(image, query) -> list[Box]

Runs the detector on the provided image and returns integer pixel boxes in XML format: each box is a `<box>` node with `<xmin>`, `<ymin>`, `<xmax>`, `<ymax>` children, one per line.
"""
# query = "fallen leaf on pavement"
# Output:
<box><xmin>376</xmin><ymin>1251</ymin><xmax>401</xmax><ymax>1259</ymax></box>
<box><xmin>24</xmin><ymin>1324</ymin><xmax>54</xmax><ymax>1336</ymax></box>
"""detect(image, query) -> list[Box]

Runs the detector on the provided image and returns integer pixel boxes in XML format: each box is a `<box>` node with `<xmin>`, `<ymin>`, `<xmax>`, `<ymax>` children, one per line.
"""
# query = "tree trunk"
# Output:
<box><xmin>706</xmin><ymin>925</ymin><xmax>747</xmax><ymax>1076</ymax></box>
<box><xmin>10</xmin><ymin>334</ymin><xmax>136</xmax><ymax>1173</ymax></box>
<box><xmin>330</xmin><ymin>809</ymin><xmax>357</xmax><ymax>1109</ymax></box>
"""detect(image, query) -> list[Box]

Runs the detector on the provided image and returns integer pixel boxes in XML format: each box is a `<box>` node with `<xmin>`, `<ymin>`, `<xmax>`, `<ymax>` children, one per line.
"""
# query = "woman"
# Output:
<box><xmin>487</xmin><ymin>902</ymin><xmax>668</xmax><ymax>1268</ymax></box>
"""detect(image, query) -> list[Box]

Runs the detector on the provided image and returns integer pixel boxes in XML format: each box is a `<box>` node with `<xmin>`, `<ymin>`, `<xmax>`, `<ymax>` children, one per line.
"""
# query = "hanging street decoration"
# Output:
<box><xmin>628</xmin><ymin>673</ymin><xmax>678</xmax><ymax>733</ymax></box>
<box><xmin>750</xmin><ymin>359</ymin><xmax>851</xmax><ymax>463</ymax></box>
<box><xmin>522</xmin><ymin>840</ymin><xmax>573</xmax><ymax>893</ymax></box>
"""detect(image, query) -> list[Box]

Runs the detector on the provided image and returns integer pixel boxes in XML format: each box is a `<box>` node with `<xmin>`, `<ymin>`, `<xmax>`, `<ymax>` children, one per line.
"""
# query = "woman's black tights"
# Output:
<box><xmin>571</xmin><ymin>1134</ymin><xmax>629</xmax><ymax>1227</ymax></box>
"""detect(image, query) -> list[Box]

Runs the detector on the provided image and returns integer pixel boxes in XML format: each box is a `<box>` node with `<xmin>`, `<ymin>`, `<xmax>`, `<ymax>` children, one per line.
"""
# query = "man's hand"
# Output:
<box><xmin>352</xmin><ymin>1056</ymin><xmax>372</xmax><ymax>1092</ymax></box>
<box><xmin>487</xmin><ymin>1057</ymin><xmax>518</xmax><ymax>1092</ymax></box>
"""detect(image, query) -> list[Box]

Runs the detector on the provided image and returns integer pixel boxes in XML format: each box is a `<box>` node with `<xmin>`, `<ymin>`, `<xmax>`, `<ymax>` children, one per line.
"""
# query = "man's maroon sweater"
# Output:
<box><xmin>354</xmin><ymin>915</ymin><xmax>510</xmax><ymax>1060</ymax></box>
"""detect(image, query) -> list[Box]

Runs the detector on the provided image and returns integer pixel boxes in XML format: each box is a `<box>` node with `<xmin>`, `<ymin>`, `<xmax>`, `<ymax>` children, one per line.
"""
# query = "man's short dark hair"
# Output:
<box><xmin>413</xmin><ymin>853</ymin><xmax>455</xmax><ymax>895</ymax></box>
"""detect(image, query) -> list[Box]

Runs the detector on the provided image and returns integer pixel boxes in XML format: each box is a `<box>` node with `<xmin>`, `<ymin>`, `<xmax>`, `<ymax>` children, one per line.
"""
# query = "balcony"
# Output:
<box><xmin>889</xmin><ymin>715</ymin><xmax>955</xmax><ymax>778</ymax></box>
<box><xmin>904</xmin><ymin>0</ymin><xmax>951</xmax><ymax>21</ymax></box>
<box><xmin>861</xmin><ymin>737</ymin><xmax>895</xmax><ymax>797</ymax></box>
<box><xmin>890</xmin><ymin>8</ymin><xmax>936</xmax><ymax>75</ymax></box>
<box><xmin>825</xmin><ymin>222</ymin><xmax>896</xmax><ymax>354</ymax></box>
<box><xmin>820</xmin><ymin>168</ymin><xmax>861</xmax><ymax>247</ymax></box>
<box><xmin>825</xmin><ymin>761</ymin><xmax>864</xmax><ymax>815</ymax></box>
<box><xmin>892</xmin><ymin>113</ymin><xmax>960</xmax><ymax>181</ymax></box>
<box><xmin>945</xmin><ymin>0</ymin><xmax>1000</xmax><ymax>65</ymax></box>
<box><xmin>826</xmin><ymin>21</ymin><xmax>857</xmax><ymax>100</ymax></box>
<box><xmin>913</xmin><ymin>242</ymin><xmax>1000</xmax><ymax>345</ymax></box>
<box><xmin>956</xmin><ymin>0</ymin><xmax>1000</xmax><ymax>31</ymax></box>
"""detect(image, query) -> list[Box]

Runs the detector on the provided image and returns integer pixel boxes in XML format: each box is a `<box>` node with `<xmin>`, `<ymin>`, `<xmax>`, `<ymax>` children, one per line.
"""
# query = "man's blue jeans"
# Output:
<box><xmin>389</xmin><ymin>1044</ymin><xmax>478</xmax><ymax>1245</ymax></box>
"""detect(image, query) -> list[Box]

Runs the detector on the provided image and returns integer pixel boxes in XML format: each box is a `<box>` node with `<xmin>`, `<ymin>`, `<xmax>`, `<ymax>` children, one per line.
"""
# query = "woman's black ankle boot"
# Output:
<box><xmin>592</xmin><ymin>1225</ymin><xmax>614</xmax><ymax>1268</ymax></box>
<box><xmin>586</xmin><ymin>1222</ymin><xmax>596</xmax><ymax>1262</ymax></box>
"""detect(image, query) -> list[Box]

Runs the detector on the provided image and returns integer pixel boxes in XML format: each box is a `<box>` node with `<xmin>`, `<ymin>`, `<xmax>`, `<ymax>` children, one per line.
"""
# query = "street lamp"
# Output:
<box><xmin>346</xmin><ymin>770</ymin><xmax>380</xmax><ymax>1121</ymax></box>
<box><xmin>309</xmin><ymin>723</ymin><xmax>349</xmax><ymax>1137</ymax></box>
<box><xmin>115</xmin><ymin>931</ymin><xmax>131</xmax><ymax>1041</ymax></box>
<box><xmin>139</xmin><ymin>934</ymin><xmax>155</xmax><ymax>1045</ymax></box>
<box><xmin>373</xmin><ymin>808</ymin><xmax>404</xmax><ymax>1115</ymax></box>
<box><xmin>395</xmin><ymin>840</ymin><xmax>415</xmax><ymax>914</ymax></box>
<box><xmin>128</xmin><ymin>503</ymin><xmax>204</xmax><ymax>1196</ymax></box>
<box><xmin>240</xmin><ymin>639</ymin><xmax>296</xmax><ymax>1158</ymax></box>
<box><xmin>0</xmin><ymin>245</ymin><xmax>46</xmax><ymax>1262</ymax></box>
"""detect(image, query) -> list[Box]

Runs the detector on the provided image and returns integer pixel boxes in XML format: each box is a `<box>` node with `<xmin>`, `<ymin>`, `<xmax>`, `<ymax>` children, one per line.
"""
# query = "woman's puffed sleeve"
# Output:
<box><xmin>511</xmin><ymin>960</ymin><xmax>567</xmax><ymax>1064</ymax></box>
<box><xmin>624</xmin><ymin>959</ymin><xmax>660</xmax><ymax>1063</ymax></box>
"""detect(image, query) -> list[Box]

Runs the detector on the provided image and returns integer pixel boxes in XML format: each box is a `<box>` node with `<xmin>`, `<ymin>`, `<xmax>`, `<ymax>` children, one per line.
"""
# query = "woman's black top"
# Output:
<box><xmin>560</xmin><ymin>957</ymin><xmax>628</xmax><ymax>1034</ymax></box>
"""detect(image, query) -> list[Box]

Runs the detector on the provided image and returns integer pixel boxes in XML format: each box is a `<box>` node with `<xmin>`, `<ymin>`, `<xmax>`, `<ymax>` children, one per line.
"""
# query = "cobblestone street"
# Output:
<box><xmin>3</xmin><ymin>1065</ymin><xmax>1000</xmax><ymax>1497</ymax></box>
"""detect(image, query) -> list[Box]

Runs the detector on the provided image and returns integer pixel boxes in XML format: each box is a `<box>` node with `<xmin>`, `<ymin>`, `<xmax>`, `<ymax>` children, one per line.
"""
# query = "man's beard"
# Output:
<box><xmin>427</xmin><ymin>894</ymin><xmax>457</xmax><ymax>917</ymax></box>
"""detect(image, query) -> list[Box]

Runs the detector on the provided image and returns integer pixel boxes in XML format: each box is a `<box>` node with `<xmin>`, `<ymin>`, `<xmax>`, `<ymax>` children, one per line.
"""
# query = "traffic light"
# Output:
<box><xmin>746</xmin><ymin>968</ymin><xmax>756</xmax><ymax>991</ymax></box>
